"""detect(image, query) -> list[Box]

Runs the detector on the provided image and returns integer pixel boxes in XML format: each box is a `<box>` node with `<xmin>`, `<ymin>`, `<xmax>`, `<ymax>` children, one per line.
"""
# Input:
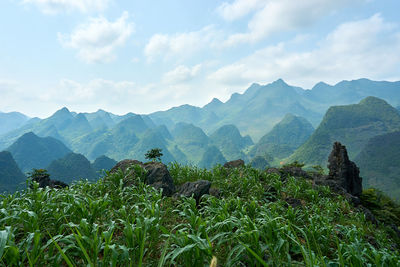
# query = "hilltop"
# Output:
<box><xmin>290</xmin><ymin>96</ymin><xmax>400</xmax><ymax>166</ymax></box>
<box><xmin>6</xmin><ymin>132</ymin><xmax>72</xmax><ymax>173</ymax></box>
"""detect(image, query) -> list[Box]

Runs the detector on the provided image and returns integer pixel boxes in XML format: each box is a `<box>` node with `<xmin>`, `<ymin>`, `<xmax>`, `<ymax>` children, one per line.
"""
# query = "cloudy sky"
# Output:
<box><xmin>1</xmin><ymin>0</ymin><xmax>399</xmax><ymax>117</ymax></box>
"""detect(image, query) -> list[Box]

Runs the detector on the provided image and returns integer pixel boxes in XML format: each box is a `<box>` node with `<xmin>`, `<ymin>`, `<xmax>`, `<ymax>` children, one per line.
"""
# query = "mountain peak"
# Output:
<box><xmin>272</xmin><ymin>78</ymin><xmax>288</xmax><ymax>86</ymax></box>
<box><xmin>203</xmin><ymin>97</ymin><xmax>223</xmax><ymax>110</ymax></box>
<box><xmin>359</xmin><ymin>96</ymin><xmax>390</xmax><ymax>106</ymax></box>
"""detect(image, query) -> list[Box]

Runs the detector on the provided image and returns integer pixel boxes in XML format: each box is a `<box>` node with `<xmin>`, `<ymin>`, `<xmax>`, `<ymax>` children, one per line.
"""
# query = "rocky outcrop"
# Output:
<box><xmin>110</xmin><ymin>160</ymin><xmax>175</xmax><ymax>196</ymax></box>
<box><xmin>223</xmin><ymin>159</ymin><xmax>245</xmax><ymax>169</ymax></box>
<box><xmin>143</xmin><ymin>161</ymin><xmax>175</xmax><ymax>196</ymax></box>
<box><xmin>110</xmin><ymin>159</ymin><xmax>143</xmax><ymax>173</ymax></box>
<box><xmin>327</xmin><ymin>142</ymin><xmax>363</xmax><ymax>197</ymax></box>
<box><xmin>176</xmin><ymin>180</ymin><xmax>211</xmax><ymax>203</ymax></box>
<box><xmin>31</xmin><ymin>170</ymin><xmax>68</xmax><ymax>189</ymax></box>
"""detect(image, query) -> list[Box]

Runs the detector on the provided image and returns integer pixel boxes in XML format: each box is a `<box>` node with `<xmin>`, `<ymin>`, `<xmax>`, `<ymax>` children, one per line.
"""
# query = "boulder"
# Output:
<box><xmin>31</xmin><ymin>171</ymin><xmax>68</xmax><ymax>189</ymax></box>
<box><xmin>49</xmin><ymin>180</ymin><xmax>68</xmax><ymax>189</ymax></box>
<box><xmin>143</xmin><ymin>161</ymin><xmax>175</xmax><ymax>196</ymax></box>
<box><xmin>327</xmin><ymin>142</ymin><xmax>363</xmax><ymax>197</ymax></box>
<box><xmin>110</xmin><ymin>159</ymin><xmax>143</xmax><ymax>173</ymax></box>
<box><xmin>209</xmin><ymin>188</ymin><xmax>221</xmax><ymax>198</ymax></box>
<box><xmin>176</xmin><ymin>180</ymin><xmax>211</xmax><ymax>203</ymax></box>
<box><xmin>223</xmin><ymin>159</ymin><xmax>245</xmax><ymax>169</ymax></box>
<box><xmin>110</xmin><ymin>160</ymin><xmax>175</xmax><ymax>196</ymax></box>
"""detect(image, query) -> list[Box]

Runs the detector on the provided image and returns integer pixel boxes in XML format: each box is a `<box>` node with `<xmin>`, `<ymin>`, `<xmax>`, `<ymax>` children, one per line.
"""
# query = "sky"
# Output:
<box><xmin>0</xmin><ymin>0</ymin><xmax>400</xmax><ymax>118</ymax></box>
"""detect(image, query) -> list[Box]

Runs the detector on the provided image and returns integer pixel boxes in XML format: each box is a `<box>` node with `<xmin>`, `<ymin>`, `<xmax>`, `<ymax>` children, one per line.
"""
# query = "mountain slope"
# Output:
<box><xmin>0</xmin><ymin>151</ymin><xmax>26</xmax><ymax>192</ymax></box>
<box><xmin>198</xmin><ymin>145</ymin><xmax>226</xmax><ymax>168</ymax></box>
<box><xmin>171</xmin><ymin>122</ymin><xmax>209</xmax><ymax>164</ymax></box>
<box><xmin>0</xmin><ymin>111</ymin><xmax>29</xmax><ymax>135</ymax></box>
<box><xmin>250</xmin><ymin>114</ymin><xmax>314</xmax><ymax>160</ymax></box>
<box><xmin>47</xmin><ymin>153</ymin><xmax>98</xmax><ymax>184</ymax></box>
<box><xmin>290</xmin><ymin>97</ymin><xmax>400</xmax><ymax>166</ymax></box>
<box><xmin>6</xmin><ymin>132</ymin><xmax>72</xmax><ymax>172</ymax></box>
<box><xmin>210</xmin><ymin>124</ymin><xmax>253</xmax><ymax>161</ymax></box>
<box><xmin>355</xmin><ymin>131</ymin><xmax>400</xmax><ymax>199</ymax></box>
<box><xmin>92</xmin><ymin>155</ymin><xmax>117</xmax><ymax>173</ymax></box>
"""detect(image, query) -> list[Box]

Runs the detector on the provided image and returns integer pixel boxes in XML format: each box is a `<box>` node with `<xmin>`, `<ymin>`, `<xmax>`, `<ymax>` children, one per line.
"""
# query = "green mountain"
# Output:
<box><xmin>129</xmin><ymin>129</ymin><xmax>175</xmax><ymax>163</ymax></box>
<box><xmin>198</xmin><ymin>145</ymin><xmax>226</xmax><ymax>168</ymax></box>
<box><xmin>91</xmin><ymin>155</ymin><xmax>117</xmax><ymax>173</ymax></box>
<box><xmin>171</xmin><ymin>122</ymin><xmax>209</xmax><ymax>164</ymax></box>
<box><xmin>250</xmin><ymin>114</ymin><xmax>314</xmax><ymax>160</ymax></box>
<box><xmin>6</xmin><ymin>132</ymin><xmax>72</xmax><ymax>173</ymax></box>
<box><xmin>0</xmin><ymin>111</ymin><xmax>29</xmax><ymax>135</ymax></box>
<box><xmin>210</xmin><ymin>124</ymin><xmax>253</xmax><ymax>161</ymax></box>
<box><xmin>148</xmin><ymin>79</ymin><xmax>400</xmax><ymax>141</ymax></box>
<box><xmin>84</xmin><ymin>109</ymin><xmax>116</xmax><ymax>130</ymax></box>
<box><xmin>290</xmin><ymin>97</ymin><xmax>400</xmax><ymax>166</ymax></box>
<box><xmin>0</xmin><ymin>151</ymin><xmax>26</xmax><ymax>193</ymax></box>
<box><xmin>47</xmin><ymin>152</ymin><xmax>98</xmax><ymax>184</ymax></box>
<box><xmin>355</xmin><ymin>131</ymin><xmax>400</xmax><ymax>199</ymax></box>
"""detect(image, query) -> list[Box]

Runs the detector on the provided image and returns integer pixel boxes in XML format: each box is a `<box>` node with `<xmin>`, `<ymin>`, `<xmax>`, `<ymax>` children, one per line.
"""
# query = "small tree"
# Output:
<box><xmin>145</xmin><ymin>148</ymin><xmax>163</xmax><ymax>162</ymax></box>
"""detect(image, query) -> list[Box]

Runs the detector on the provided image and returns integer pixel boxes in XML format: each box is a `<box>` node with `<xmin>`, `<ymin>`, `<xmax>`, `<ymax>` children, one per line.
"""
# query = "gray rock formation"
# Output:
<box><xmin>31</xmin><ymin>170</ymin><xmax>68</xmax><ymax>189</ymax></box>
<box><xmin>176</xmin><ymin>180</ymin><xmax>211</xmax><ymax>203</ymax></box>
<box><xmin>110</xmin><ymin>159</ymin><xmax>175</xmax><ymax>196</ymax></box>
<box><xmin>327</xmin><ymin>142</ymin><xmax>363</xmax><ymax>197</ymax></box>
<box><xmin>223</xmin><ymin>159</ymin><xmax>245</xmax><ymax>168</ymax></box>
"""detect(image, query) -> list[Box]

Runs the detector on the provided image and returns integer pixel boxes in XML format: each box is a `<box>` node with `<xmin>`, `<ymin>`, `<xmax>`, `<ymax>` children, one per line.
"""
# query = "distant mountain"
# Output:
<box><xmin>171</xmin><ymin>122</ymin><xmax>209</xmax><ymax>164</ymax></box>
<box><xmin>91</xmin><ymin>155</ymin><xmax>117</xmax><ymax>173</ymax></box>
<box><xmin>0</xmin><ymin>151</ymin><xmax>26</xmax><ymax>193</ymax></box>
<box><xmin>0</xmin><ymin>111</ymin><xmax>29</xmax><ymax>135</ymax></box>
<box><xmin>130</xmin><ymin>129</ymin><xmax>175</xmax><ymax>163</ymax></box>
<box><xmin>148</xmin><ymin>79</ymin><xmax>400</xmax><ymax>141</ymax></box>
<box><xmin>198</xmin><ymin>146</ymin><xmax>226</xmax><ymax>169</ymax></box>
<box><xmin>210</xmin><ymin>124</ymin><xmax>253</xmax><ymax>161</ymax></box>
<box><xmin>250</xmin><ymin>114</ymin><xmax>314</xmax><ymax>160</ymax></box>
<box><xmin>355</xmin><ymin>131</ymin><xmax>400</xmax><ymax>200</ymax></box>
<box><xmin>250</xmin><ymin>155</ymin><xmax>270</xmax><ymax>170</ymax></box>
<box><xmin>290</xmin><ymin>97</ymin><xmax>400</xmax><ymax>166</ymax></box>
<box><xmin>304</xmin><ymin>79</ymin><xmax>400</xmax><ymax>108</ymax></box>
<box><xmin>70</xmin><ymin>115</ymin><xmax>151</xmax><ymax>161</ymax></box>
<box><xmin>7</xmin><ymin>132</ymin><xmax>72</xmax><ymax>173</ymax></box>
<box><xmin>84</xmin><ymin>109</ymin><xmax>116</xmax><ymax>130</ymax></box>
<box><xmin>1</xmin><ymin>78</ymin><xmax>400</xmax><ymax>168</ymax></box>
<box><xmin>47</xmin><ymin>153</ymin><xmax>98</xmax><ymax>184</ymax></box>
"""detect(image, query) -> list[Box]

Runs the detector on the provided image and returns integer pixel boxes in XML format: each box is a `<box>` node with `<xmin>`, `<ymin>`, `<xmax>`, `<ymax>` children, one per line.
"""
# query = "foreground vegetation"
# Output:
<box><xmin>1</xmin><ymin>163</ymin><xmax>399</xmax><ymax>266</ymax></box>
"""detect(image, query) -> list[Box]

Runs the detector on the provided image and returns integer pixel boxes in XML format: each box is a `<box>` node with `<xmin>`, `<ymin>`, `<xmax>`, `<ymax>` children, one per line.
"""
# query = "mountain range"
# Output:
<box><xmin>1</xmin><ymin>78</ymin><xmax>400</xmax><ymax>197</ymax></box>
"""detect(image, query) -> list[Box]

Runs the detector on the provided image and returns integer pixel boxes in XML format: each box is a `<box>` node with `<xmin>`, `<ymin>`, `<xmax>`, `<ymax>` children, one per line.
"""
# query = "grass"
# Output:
<box><xmin>0</xmin><ymin>163</ymin><xmax>399</xmax><ymax>266</ymax></box>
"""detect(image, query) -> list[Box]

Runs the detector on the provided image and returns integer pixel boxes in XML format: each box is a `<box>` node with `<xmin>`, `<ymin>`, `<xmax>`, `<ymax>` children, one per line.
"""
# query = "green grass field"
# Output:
<box><xmin>1</xmin><ymin>163</ymin><xmax>399</xmax><ymax>266</ymax></box>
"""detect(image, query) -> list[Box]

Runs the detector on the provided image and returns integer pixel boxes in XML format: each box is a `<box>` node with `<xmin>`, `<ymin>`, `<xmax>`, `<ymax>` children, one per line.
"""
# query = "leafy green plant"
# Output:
<box><xmin>145</xmin><ymin>148</ymin><xmax>163</xmax><ymax>162</ymax></box>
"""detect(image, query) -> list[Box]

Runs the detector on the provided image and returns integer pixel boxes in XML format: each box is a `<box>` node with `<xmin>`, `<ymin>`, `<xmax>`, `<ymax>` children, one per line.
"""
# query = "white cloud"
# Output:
<box><xmin>58</xmin><ymin>12</ymin><xmax>134</xmax><ymax>63</ymax></box>
<box><xmin>221</xmin><ymin>0</ymin><xmax>363</xmax><ymax>45</ymax></box>
<box><xmin>209</xmin><ymin>14</ymin><xmax>400</xmax><ymax>90</ymax></box>
<box><xmin>162</xmin><ymin>64</ymin><xmax>202</xmax><ymax>84</ymax></box>
<box><xmin>22</xmin><ymin>0</ymin><xmax>110</xmax><ymax>14</ymax></box>
<box><xmin>144</xmin><ymin>26</ymin><xmax>218</xmax><ymax>62</ymax></box>
<box><xmin>217</xmin><ymin>0</ymin><xmax>267</xmax><ymax>21</ymax></box>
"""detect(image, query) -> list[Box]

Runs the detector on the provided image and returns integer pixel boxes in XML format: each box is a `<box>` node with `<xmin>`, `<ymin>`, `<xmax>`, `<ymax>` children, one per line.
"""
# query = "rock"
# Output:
<box><xmin>209</xmin><ymin>188</ymin><xmax>221</xmax><ymax>198</ymax></box>
<box><xmin>223</xmin><ymin>159</ymin><xmax>245</xmax><ymax>169</ymax></box>
<box><xmin>285</xmin><ymin>197</ymin><xmax>303</xmax><ymax>209</ymax></box>
<box><xmin>49</xmin><ymin>180</ymin><xmax>68</xmax><ymax>189</ymax></box>
<box><xmin>110</xmin><ymin>159</ymin><xmax>143</xmax><ymax>173</ymax></box>
<box><xmin>110</xmin><ymin>160</ymin><xmax>175</xmax><ymax>197</ymax></box>
<box><xmin>31</xmin><ymin>170</ymin><xmax>68</xmax><ymax>189</ymax></box>
<box><xmin>359</xmin><ymin>206</ymin><xmax>378</xmax><ymax>225</ymax></box>
<box><xmin>327</xmin><ymin>142</ymin><xmax>363</xmax><ymax>197</ymax></box>
<box><xmin>279</xmin><ymin>166</ymin><xmax>312</xmax><ymax>180</ymax></box>
<box><xmin>143</xmin><ymin>161</ymin><xmax>175</xmax><ymax>197</ymax></box>
<box><xmin>176</xmin><ymin>180</ymin><xmax>211</xmax><ymax>203</ymax></box>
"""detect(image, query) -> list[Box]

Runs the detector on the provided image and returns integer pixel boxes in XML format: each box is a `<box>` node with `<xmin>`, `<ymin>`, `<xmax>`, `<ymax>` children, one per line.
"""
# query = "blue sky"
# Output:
<box><xmin>1</xmin><ymin>0</ymin><xmax>399</xmax><ymax>118</ymax></box>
